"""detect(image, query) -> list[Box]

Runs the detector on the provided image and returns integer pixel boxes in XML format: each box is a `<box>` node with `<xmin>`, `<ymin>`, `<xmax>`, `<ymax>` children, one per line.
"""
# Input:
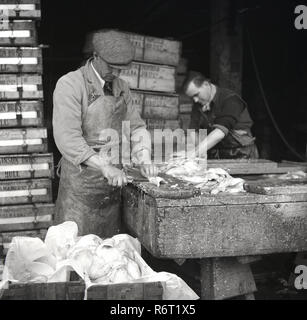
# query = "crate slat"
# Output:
<box><xmin>0</xmin><ymin>153</ymin><xmax>53</xmax><ymax>180</ymax></box>
<box><xmin>131</xmin><ymin>90</ymin><xmax>179</xmax><ymax>120</ymax></box>
<box><xmin>0</xmin><ymin>203</ymin><xmax>54</xmax><ymax>232</ymax></box>
<box><xmin>0</xmin><ymin>21</ymin><xmax>37</xmax><ymax>46</ymax></box>
<box><xmin>0</xmin><ymin>128</ymin><xmax>47</xmax><ymax>154</ymax></box>
<box><xmin>119</xmin><ymin>62</ymin><xmax>175</xmax><ymax>93</ymax></box>
<box><xmin>0</xmin><ymin>178</ymin><xmax>52</xmax><ymax>205</ymax></box>
<box><xmin>0</xmin><ymin>47</ymin><xmax>42</xmax><ymax>73</ymax></box>
<box><xmin>0</xmin><ymin>101</ymin><xmax>43</xmax><ymax>127</ymax></box>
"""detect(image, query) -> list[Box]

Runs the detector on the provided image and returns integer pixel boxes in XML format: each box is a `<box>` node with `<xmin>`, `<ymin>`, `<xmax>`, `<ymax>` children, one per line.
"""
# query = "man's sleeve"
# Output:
<box><xmin>123</xmin><ymin>87</ymin><xmax>151</xmax><ymax>163</ymax></box>
<box><xmin>213</xmin><ymin>95</ymin><xmax>245</xmax><ymax>135</ymax></box>
<box><xmin>52</xmin><ymin>76</ymin><xmax>96</xmax><ymax>166</ymax></box>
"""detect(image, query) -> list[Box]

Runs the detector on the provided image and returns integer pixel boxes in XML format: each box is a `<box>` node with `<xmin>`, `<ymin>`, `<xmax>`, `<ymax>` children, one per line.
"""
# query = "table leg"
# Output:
<box><xmin>200</xmin><ymin>257</ymin><xmax>257</xmax><ymax>300</ymax></box>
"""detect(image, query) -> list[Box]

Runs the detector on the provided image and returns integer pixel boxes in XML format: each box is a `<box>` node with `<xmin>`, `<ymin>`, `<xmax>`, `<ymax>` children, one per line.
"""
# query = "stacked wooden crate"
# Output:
<box><xmin>0</xmin><ymin>0</ymin><xmax>54</xmax><ymax>268</ymax></box>
<box><xmin>122</xmin><ymin>33</ymin><xmax>183</xmax><ymax>161</ymax></box>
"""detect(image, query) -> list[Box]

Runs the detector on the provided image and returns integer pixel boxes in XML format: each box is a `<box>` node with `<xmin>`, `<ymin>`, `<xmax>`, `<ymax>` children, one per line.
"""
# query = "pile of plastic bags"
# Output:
<box><xmin>0</xmin><ymin>221</ymin><xmax>199</xmax><ymax>300</ymax></box>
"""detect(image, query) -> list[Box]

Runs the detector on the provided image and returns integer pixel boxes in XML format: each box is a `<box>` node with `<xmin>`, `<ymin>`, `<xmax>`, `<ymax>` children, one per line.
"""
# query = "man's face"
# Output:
<box><xmin>186</xmin><ymin>81</ymin><xmax>211</xmax><ymax>106</ymax></box>
<box><xmin>93</xmin><ymin>53</ymin><xmax>121</xmax><ymax>81</ymax></box>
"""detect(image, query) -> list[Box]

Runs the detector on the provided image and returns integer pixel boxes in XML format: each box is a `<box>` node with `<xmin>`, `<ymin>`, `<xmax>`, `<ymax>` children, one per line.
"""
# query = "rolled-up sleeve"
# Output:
<box><xmin>122</xmin><ymin>87</ymin><xmax>151</xmax><ymax>163</ymax></box>
<box><xmin>52</xmin><ymin>76</ymin><xmax>96</xmax><ymax>166</ymax></box>
<box><xmin>213</xmin><ymin>96</ymin><xmax>244</xmax><ymax>132</ymax></box>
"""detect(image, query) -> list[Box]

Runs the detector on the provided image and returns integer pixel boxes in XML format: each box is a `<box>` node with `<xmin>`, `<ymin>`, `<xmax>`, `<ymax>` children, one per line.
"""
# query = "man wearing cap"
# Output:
<box><xmin>53</xmin><ymin>29</ymin><xmax>158</xmax><ymax>237</ymax></box>
<box><xmin>179</xmin><ymin>72</ymin><xmax>259</xmax><ymax>159</ymax></box>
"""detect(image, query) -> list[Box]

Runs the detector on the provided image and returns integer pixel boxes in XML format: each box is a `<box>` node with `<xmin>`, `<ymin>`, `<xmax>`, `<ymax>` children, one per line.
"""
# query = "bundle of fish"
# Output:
<box><xmin>160</xmin><ymin>158</ymin><xmax>245</xmax><ymax>194</ymax></box>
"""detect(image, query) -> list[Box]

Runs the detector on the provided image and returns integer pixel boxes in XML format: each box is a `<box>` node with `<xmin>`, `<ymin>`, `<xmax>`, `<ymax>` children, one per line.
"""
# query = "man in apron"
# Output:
<box><xmin>52</xmin><ymin>29</ymin><xmax>158</xmax><ymax>238</ymax></box>
<box><xmin>181</xmin><ymin>72</ymin><xmax>259</xmax><ymax>159</ymax></box>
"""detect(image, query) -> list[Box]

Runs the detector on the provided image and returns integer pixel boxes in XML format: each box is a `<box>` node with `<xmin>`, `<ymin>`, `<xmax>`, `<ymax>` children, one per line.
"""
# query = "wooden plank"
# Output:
<box><xmin>123</xmin><ymin>187</ymin><xmax>307</xmax><ymax>258</ymax></box>
<box><xmin>200</xmin><ymin>257</ymin><xmax>256</xmax><ymax>300</ymax></box>
<box><xmin>0</xmin><ymin>178</ymin><xmax>52</xmax><ymax>205</ymax></box>
<box><xmin>119</xmin><ymin>62</ymin><xmax>175</xmax><ymax>93</ymax></box>
<box><xmin>0</xmin><ymin>47</ymin><xmax>42</xmax><ymax>73</ymax></box>
<box><xmin>0</xmin><ymin>203</ymin><xmax>54</xmax><ymax>232</ymax></box>
<box><xmin>0</xmin><ymin>21</ymin><xmax>37</xmax><ymax>46</ymax></box>
<box><xmin>0</xmin><ymin>229</ymin><xmax>47</xmax><ymax>256</ymax></box>
<box><xmin>0</xmin><ymin>153</ymin><xmax>54</xmax><ymax>180</ymax></box>
<box><xmin>0</xmin><ymin>101</ymin><xmax>43</xmax><ymax>127</ymax></box>
<box><xmin>0</xmin><ymin>128</ymin><xmax>47</xmax><ymax>154</ymax></box>
<box><xmin>131</xmin><ymin>90</ymin><xmax>179</xmax><ymax>120</ymax></box>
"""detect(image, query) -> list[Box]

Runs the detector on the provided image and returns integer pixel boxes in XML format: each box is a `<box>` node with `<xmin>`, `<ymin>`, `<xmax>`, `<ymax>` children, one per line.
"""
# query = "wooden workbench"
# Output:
<box><xmin>122</xmin><ymin>161</ymin><xmax>307</xmax><ymax>300</ymax></box>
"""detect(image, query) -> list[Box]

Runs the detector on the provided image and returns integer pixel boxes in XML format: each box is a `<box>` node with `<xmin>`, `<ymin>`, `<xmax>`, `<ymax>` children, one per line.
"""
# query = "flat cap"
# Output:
<box><xmin>91</xmin><ymin>29</ymin><xmax>135</xmax><ymax>69</ymax></box>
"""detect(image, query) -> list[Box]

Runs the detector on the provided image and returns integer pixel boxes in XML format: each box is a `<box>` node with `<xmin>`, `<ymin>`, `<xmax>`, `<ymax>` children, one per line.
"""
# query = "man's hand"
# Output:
<box><xmin>101</xmin><ymin>165</ymin><xmax>128</xmax><ymax>187</ymax></box>
<box><xmin>139</xmin><ymin>163</ymin><xmax>159</xmax><ymax>178</ymax></box>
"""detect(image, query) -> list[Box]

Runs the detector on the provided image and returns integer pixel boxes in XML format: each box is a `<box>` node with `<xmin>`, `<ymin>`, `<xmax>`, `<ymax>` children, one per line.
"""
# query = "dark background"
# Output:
<box><xmin>38</xmin><ymin>0</ymin><xmax>307</xmax><ymax>170</ymax></box>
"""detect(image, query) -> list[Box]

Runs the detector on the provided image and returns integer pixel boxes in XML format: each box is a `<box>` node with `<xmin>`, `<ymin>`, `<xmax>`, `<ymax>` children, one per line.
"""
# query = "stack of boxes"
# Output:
<box><xmin>0</xmin><ymin>0</ymin><xmax>54</xmax><ymax>277</ymax></box>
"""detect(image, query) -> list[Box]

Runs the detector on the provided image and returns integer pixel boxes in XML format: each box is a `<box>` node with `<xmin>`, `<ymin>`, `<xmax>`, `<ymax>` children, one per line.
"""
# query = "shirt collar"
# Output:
<box><xmin>91</xmin><ymin>61</ymin><xmax>105</xmax><ymax>88</ymax></box>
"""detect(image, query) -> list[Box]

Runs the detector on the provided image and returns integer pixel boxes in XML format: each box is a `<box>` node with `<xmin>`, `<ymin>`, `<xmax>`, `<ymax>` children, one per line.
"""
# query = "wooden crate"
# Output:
<box><xmin>0</xmin><ymin>21</ymin><xmax>37</xmax><ymax>46</ymax></box>
<box><xmin>127</xmin><ymin>33</ymin><xmax>181</xmax><ymax>66</ymax></box>
<box><xmin>0</xmin><ymin>128</ymin><xmax>47</xmax><ymax>154</ymax></box>
<box><xmin>131</xmin><ymin>90</ymin><xmax>179</xmax><ymax>120</ymax></box>
<box><xmin>0</xmin><ymin>203</ymin><xmax>54</xmax><ymax>232</ymax></box>
<box><xmin>0</xmin><ymin>74</ymin><xmax>43</xmax><ymax>100</ymax></box>
<box><xmin>146</xmin><ymin>119</ymin><xmax>181</xmax><ymax>131</ymax></box>
<box><xmin>0</xmin><ymin>101</ymin><xmax>43</xmax><ymax>127</ymax></box>
<box><xmin>179</xmin><ymin>94</ymin><xmax>193</xmax><ymax>114</ymax></box>
<box><xmin>0</xmin><ymin>0</ymin><xmax>40</xmax><ymax>19</ymax></box>
<box><xmin>0</xmin><ymin>280</ymin><xmax>163</xmax><ymax>300</ymax></box>
<box><xmin>119</xmin><ymin>62</ymin><xmax>175</xmax><ymax>93</ymax></box>
<box><xmin>0</xmin><ymin>47</ymin><xmax>42</xmax><ymax>73</ymax></box>
<box><xmin>123</xmin><ymin>183</ymin><xmax>307</xmax><ymax>259</ymax></box>
<box><xmin>83</xmin><ymin>31</ymin><xmax>181</xmax><ymax>66</ymax></box>
<box><xmin>0</xmin><ymin>228</ymin><xmax>47</xmax><ymax>256</ymax></box>
<box><xmin>0</xmin><ymin>153</ymin><xmax>54</xmax><ymax>180</ymax></box>
<box><xmin>0</xmin><ymin>178</ymin><xmax>52</xmax><ymax>206</ymax></box>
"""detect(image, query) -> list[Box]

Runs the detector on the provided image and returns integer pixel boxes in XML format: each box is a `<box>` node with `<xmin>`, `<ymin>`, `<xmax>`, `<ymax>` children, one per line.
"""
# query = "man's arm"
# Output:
<box><xmin>196</xmin><ymin>127</ymin><xmax>225</xmax><ymax>157</ymax></box>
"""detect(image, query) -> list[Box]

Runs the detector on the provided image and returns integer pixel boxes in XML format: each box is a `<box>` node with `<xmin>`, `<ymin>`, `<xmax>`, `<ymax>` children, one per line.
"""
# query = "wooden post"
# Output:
<box><xmin>210</xmin><ymin>0</ymin><xmax>243</xmax><ymax>94</ymax></box>
<box><xmin>200</xmin><ymin>257</ymin><xmax>257</xmax><ymax>300</ymax></box>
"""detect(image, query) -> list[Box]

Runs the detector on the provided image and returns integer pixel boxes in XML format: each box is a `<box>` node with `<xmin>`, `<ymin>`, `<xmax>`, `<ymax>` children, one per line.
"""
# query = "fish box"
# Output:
<box><xmin>0</xmin><ymin>153</ymin><xmax>54</xmax><ymax>180</ymax></box>
<box><xmin>123</xmin><ymin>183</ymin><xmax>307</xmax><ymax>259</ymax></box>
<box><xmin>127</xmin><ymin>33</ymin><xmax>181</xmax><ymax>66</ymax></box>
<box><xmin>0</xmin><ymin>228</ymin><xmax>47</xmax><ymax>256</ymax></box>
<box><xmin>119</xmin><ymin>62</ymin><xmax>175</xmax><ymax>93</ymax></box>
<box><xmin>0</xmin><ymin>74</ymin><xmax>43</xmax><ymax>100</ymax></box>
<box><xmin>0</xmin><ymin>21</ymin><xmax>37</xmax><ymax>46</ymax></box>
<box><xmin>0</xmin><ymin>101</ymin><xmax>43</xmax><ymax>127</ymax></box>
<box><xmin>0</xmin><ymin>203</ymin><xmax>54</xmax><ymax>232</ymax></box>
<box><xmin>0</xmin><ymin>128</ymin><xmax>47</xmax><ymax>154</ymax></box>
<box><xmin>83</xmin><ymin>31</ymin><xmax>181</xmax><ymax>66</ymax></box>
<box><xmin>0</xmin><ymin>47</ymin><xmax>42</xmax><ymax>73</ymax></box>
<box><xmin>0</xmin><ymin>178</ymin><xmax>52</xmax><ymax>206</ymax></box>
<box><xmin>131</xmin><ymin>90</ymin><xmax>179</xmax><ymax>120</ymax></box>
<box><xmin>0</xmin><ymin>0</ymin><xmax>41</xmax><ymax>19</ymax></box>
<box><xmin>0</xmin><ymin>280</ymin><xmax>163</xmax><ymax>300</ymax></box>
